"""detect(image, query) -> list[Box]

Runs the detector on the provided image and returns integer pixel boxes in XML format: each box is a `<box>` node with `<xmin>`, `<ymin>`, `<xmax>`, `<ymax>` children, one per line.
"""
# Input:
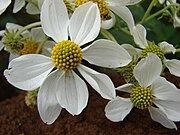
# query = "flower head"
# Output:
<box><xmin>126</xmin><ymin>24</ymin><xmax>180</xmax><ymax>77</ymax></box>
<box><xmin>0</xmin><ymin>23</ymin><xmax>54</xmax><ymax>61</ymax></box>
<box><xmin>105</xmin><ymin>53</ymin><xmax>180</xmax><ymax>129</ymax></box>
<box><xmin>4</xmin><ymin>0</ymin><xmax>131</xmax><ymax>124</ymax></box>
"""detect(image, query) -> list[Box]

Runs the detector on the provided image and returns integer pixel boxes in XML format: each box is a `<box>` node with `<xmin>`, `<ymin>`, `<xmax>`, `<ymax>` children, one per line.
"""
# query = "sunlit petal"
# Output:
<box><xmin>13</xmin><ymin>0</ymin><xmax>25</xmax><ymax>13</ymax></box>
<box><xmin>83</xmin><ymin>39</ymin><xmax>131</xmax><ymax>68</ymax></box>
<box><xmin>56</xmin><ymin>70</ymin><xmax>89</xmax><ymax>115</ymax></box>
<box><xmin>134</xmin><ymin>53</ymin><xmax>162</xmax><ymax>87</ymax></box>
<box><xmin>101</xmin><ymin>12</ymin><xmax>116</xmax><ymax>29</ymax></box>
<box><xmin>109</xmin><ymin>5</ymin><xmax>135</xmax><ymax>33</ymax></box>
<box><xmin>164</xmin><ymin>59</ymin><xmax>180</xmax><ymax>77</ymax></box>
<box><xmin>4</xmin><ymin>54</ymin><xmax>54</xmax><ymax>90</ymax></box>
<box><xmin>149</xmin><ymin>107</ymin><xmax>177</xmax><ymax>129</ymax></box>
<box><xmin>116</xmin><ymin>83</ymin><xmax>134</xmax><ymax>93</ymax></box>
<box><xmin>152</xmin><ymin>77</ymin><xmax>180</xmax><ymax>101</ymax></box>
<box><xmin>41</xmin><ymin>0</ymin><xmax>69</xmax><ymax>42</ymax></box>
<box><xmin>105</xmin><ymin>97</ymin><xmax>133</xmax><ymax>122</ymax></box>
<box><xmin>38</xmin><ymin>70</ymin><xmax>63</xmax><ymax>124</ymax></box>
<box><xmin>154</xmin><ymin>99</ymin><xmax>180</xmax><ymax>121</ymax></box>
<box><xmin>132</xmin><ymin>24</ymin><xmax>148</xmax><ymax>48</ymax></box>
<box><xmin>78</xmin><ymin>64</ymin><xmax>115</xmax><ymax>99</ymax></box>
<box><xmin>69</xmin><ymin>2</ymin><xmax>100</xmax><ymax>45</ymax></box>
<box><xmin>0</xmin><ymin>0</ymin><xmax>11</xmax><ymax>15</ymax></box>
<box><xmin>159</xmin><ymin>41</ymin><xmax>176</xmax><ymax>54</ymax></box>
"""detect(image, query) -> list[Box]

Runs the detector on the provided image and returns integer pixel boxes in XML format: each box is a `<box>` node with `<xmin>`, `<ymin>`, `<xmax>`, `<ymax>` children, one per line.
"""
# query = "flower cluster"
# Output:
<box><xmin>0</xmin><ymin>0</ymin><xmax>180</xmax><ymax>130</ymax></box>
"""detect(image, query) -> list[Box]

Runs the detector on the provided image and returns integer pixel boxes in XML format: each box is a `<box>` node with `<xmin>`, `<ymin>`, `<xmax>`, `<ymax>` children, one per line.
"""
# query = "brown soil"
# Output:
<box><xmin>0</xmin><ymin>63</ymin><xmax>180</xmax><ymax>135</ymax></box>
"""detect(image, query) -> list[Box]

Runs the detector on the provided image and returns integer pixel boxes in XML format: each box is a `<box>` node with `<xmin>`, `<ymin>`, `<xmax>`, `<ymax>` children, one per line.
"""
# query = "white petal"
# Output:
<box><xmin>154</xmin><ymin>100</ymin><xmax>180</xmax><ymax>121</ymax></box>
<box><xmin>109</xmin><ymin>5</ymin><xmax>135</xmax><ymax>33</ymax></box>
<box><xmin>0</xmin><ymin>30</ymin><xmax>5</xmax><ymax>36</ymax></box>
<box><xmin>121</xmin><ymin>44</ymin><xmax>141</xmax><ymax>59</ymax></box>
<box><xmin>26</xmin><ymin>3</ymin><xmax>40</xmax><ymax>15</ymax></box>
<box><xmin>42</xmin><ymin>40</ymin><xmax>55</xmax><ymax>54</ymax></box>
<box><xmin>38</xmin><ymin>70</ymin><xmax>63</xmax><ymax>124</ymax></box>
<box><xmin>0</xmin><ymin>41</ymin><xmax>4</xmax><ymax>51</ymax></box>
<box><xmin>106</xmin><ymin>0</ymin><xmax>142</xmax><ymax>6</ymax></box>
<box><xmin>69</xmin><ymin>2</ymin><xmax>100</xmax><ymax>45</ymax></box>
<box><xmin>132</xmin><ymin>24</ymin><xmax>148</xmax><ymax>48</ymax></box>
<box><xmin>6</xmin><ymin>23</ymin><xmax>23</xmax><ymax>31</ymax></box>
<box><xmin>101</xmin><ymin>12</ymin><xmax>116</xmax><ymax>29</ymax></box>
<box><xmin>116</xmin><ymin>83</ymin><xmax>134</xmax><ymax>93</ymax></box>
<box><xmin>42</xmin><ymin>40</ymin><xmax>56</xmax><ymax>57</ymax></box>
<box><xmin>30</xmin><ymin>27</ymin><xmax>46</xmax><ymax>42</ymax></box>
<box><xmin>41</xmin><ymin>0</ymin><xmax>69</xmax><ymax>42</ymax></box>
<box><xmin>152</xmin><ymin>76</ymin><xmax>180</xmax><ymax>101</ymax></box>
<box><xmin>4</xmin><ymin>54</ymin><xmax>54</xmax><ymax>90</ymax></box>
<box><xmin>134</xmin><ymin>53</ymin><xmax>162</xmax><ymax>87</ymax></box>
<box><xmin>56</xmin><ymin>70</ymin><xmax>88</xmax><ymax>115</ymax></box>
<box><xmin>0</xmin><ymin>0</ymin><xmax>11</xmax><ymax>15</ymax></box>
<box><xmin>9</xmin><ymin>53</ymin><xmax>19</xmax><ymax>62</ymax></box>
<box><xmin>78</xmin><ymin>64</ymin><xmax>115</xmax><ymax>99</ymax></box>
<box><xmin>13</xmin><ymin>0</ymin><xmax>25</xmax><ymax>13</ymax></box>
<box><xmin>164</xmin><ymin>59</ymin><xmax>180</xmax><ymax>77</ymax></box>
<box><xmin>5</xmin><ymin>23</ymin><xmax>29</xmax><ymax>36</ymax></box>
<box><xmin>148</xmin><ymin>107</ymin><xmax>177</xmax><ymax>129</ymax></box>
<box><xmin>105</xmin><ymin>97</ymin><xmax>133</xmax><ymax>122</ymax></box>
<box><xmin>159</xmin><ymin>41</ymin><xmax>176</xmax><ymax>54</ymax></box>
<box><xmin>38</xmin><ymin>0</ymin><xmax>44</xmax><ymax>9</ymax></box>
<box><xmin>83</xmin><ymin>39</ymin><xmax>132</xmax><ymax>68</ymax></box>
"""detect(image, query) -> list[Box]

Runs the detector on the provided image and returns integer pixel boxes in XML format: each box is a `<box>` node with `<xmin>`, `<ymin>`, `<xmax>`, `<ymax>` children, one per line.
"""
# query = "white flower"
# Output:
<box><xmin>0</xmin><ymin>23</ymin><xmax>54</xmax><ymax>61</ymax></box>
<box><xmin>0</xmin><ymin>0</ymin><xmax>11</xmax><ymax>15</ymax></box>
<box><xmin>73</xmin><ymin>0</ymin><xmax>142</xmax><ymax>29</ymax></box>
<box><xmin>105</xmin><ymin>53</ymin><xmax>180</xmax><ymax>129</ymax></box>
<box><xmin>4</xmin><ymin>0</ymin><xmax>131</xmax><ymax>124</ymax></box>
<box><xmin>127</xmin><ymin>24</ymin><xmax>180</xmax><ymax>77</ymax></box>
<box><xmin>13</xmin><ymin>0</ymin><xmax>44</xmax><ymax>14</ymax></box>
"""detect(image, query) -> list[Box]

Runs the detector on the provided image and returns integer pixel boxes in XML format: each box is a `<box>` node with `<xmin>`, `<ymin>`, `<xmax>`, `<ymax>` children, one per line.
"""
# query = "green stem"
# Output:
<box><xmin>141</xmin><ymin>0</ymin><xmax>157</xmax><ymax>24</ymax></box>
<box><xmin>118</xmin><ymin>27</ymin><xmax>131</xmax><ymax>36</ymax></box>
<box><xmin>36</xmin><ymin>36</ymin><xmax>49</xmax><ymax>54</ymax></box>
<box><xmin>167</xmin><ymin>0</ymin><xmax>174</xmax><ymax>4</ymax></box>
<box><xmin>100</xmin><ymin>29</ymin><xmax>117</xmax><ymax>42</ymax></box>
<box><xmin>15</xmin><ymin>22</ymin><xmax>41</xmax><ymax>38</ymax></box>
<box><xmin>175</xmin><ymin>48</ymin><xmax>180</xmax><ymax>53</ymax></box>
<box><xmin>142</xmin><ymin>3</ymin><xmax>179</xmax><ymax>23</ymax></box>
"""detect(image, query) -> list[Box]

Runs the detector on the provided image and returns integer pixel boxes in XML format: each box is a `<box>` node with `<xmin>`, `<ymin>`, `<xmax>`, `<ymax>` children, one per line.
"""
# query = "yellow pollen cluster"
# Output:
<box><xmin>130</xmin><ymin>87</ymin><xmax>153</xmax><ymax>110</ymax></box>
<box><xmin>64</xmin><ymin>0</ymin><xmax>73</xmax><ymax>13</ymax></box>
<box><xmin>74</xmin><ymin>0</ymin><xmax>111</xmax><ymax>20</ymax></box>
<box><xmin>51</xmin><ymin>40</ymin><xmax>82</xmax><ymax>71</ymax></box>
<box><xmin>141</xmin><ymin>44</ymin><xmax>164</xmax><ymax>61</ymax></box>
<box><xmin>19</xmin><ymin>41</ymin><xmax>39</xmax><ymax>55</ymax></box>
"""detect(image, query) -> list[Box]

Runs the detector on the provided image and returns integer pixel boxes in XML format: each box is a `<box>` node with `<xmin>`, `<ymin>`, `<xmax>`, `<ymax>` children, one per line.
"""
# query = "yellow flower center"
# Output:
<box><xmin>141</xmin><ymin>44</ymin><xmax>164</xmax><ymax>61</ymax></box>
<box><xmin>64</xmin><ymin>0</ymin><xmax>73</xmax><ymax>13</ymax></box>
<box><xmin>19</xmin><ymin>40</ymin><xmax>39</xmax><ymax>55</ymax></box>
<box><xmin>51</xmin><ymin>40</ymin><xmax>82</xmax><ymax>71</ymax></box>
<box><xmin>130</xmin><ymin>87</ymin><xmax>153</xmax><ymax>110</ymax></box>
<box><xmin>74</xmin><ymin>0</ymin><xmax>111</xmax><ymax>20</ymax></box>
